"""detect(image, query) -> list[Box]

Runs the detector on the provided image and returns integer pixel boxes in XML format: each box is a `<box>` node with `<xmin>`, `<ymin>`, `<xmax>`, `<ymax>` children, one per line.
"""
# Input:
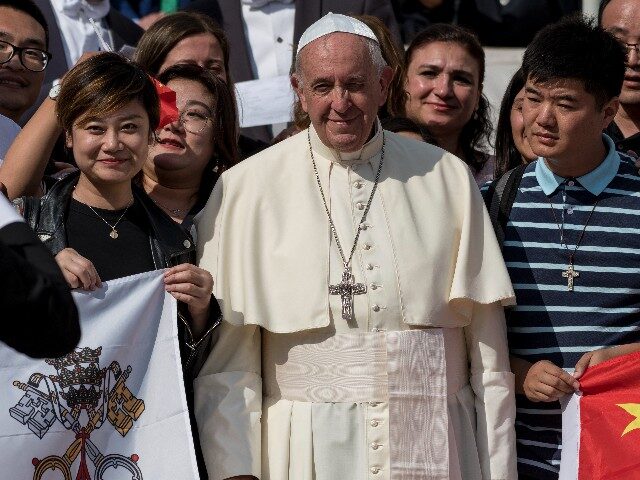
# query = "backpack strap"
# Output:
<box><xmin>484</xmin><ymin>164</ymin><xmax>527</xmax><ymax>249</ymax></box>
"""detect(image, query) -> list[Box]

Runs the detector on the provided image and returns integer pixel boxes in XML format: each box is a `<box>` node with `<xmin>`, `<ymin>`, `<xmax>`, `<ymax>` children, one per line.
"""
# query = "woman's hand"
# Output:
<box><xmin>55</xmin><ymin>248</ymin><xmax>101</xmax><ymax>290</ymax></box>
<box><xmin>164</xmin><ymin>263</ymin><xmax>214</xmax><ymax>339</ymax></box>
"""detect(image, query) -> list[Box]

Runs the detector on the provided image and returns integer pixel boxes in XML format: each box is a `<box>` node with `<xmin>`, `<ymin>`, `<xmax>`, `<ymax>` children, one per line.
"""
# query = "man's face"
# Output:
<box><xmin>291</xmin><ymin>33</ymin><xmax>391</xmax><ymax>152</ymax></box>
<box><xmin>523</xmin><ymin>77</ymin><xmax>617</xmax><ymax>166</ymax></box>
<box><xmin>0</xmin><ymin>7</ymin><xmax>47</xmax><ymax>122</ymax></box>
<box><xmin>601</xmin><ymin>0</ymin><xmax>640</xmax><ymax>107</ymax></box>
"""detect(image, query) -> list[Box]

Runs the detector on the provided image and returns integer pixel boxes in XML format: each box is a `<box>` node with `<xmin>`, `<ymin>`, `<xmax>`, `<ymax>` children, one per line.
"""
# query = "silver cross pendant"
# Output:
<box><xmin>329</xmin><ymin>267</ymin><xmax>367</xmax><ymax>320</ymax></box>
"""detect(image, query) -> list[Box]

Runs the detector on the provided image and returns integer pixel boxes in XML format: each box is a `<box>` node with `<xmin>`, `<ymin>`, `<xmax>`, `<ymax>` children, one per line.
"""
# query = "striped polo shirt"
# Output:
<box><xmin>500</xmin><ymin>135</ymin><xmax>640</xmax><ymax>479</ymax></box>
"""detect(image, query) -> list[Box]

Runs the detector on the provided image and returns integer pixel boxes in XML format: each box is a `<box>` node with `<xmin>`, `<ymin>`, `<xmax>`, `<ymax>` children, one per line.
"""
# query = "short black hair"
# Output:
<box><xmin>522</xmin><ymin>15</ymin><xmax>625</xmax><ymax>108</ymax></box>
<box><xmin>0</xmin><ymin>0</ymin><xmax>49</xmax><ymax>48</ymax></box>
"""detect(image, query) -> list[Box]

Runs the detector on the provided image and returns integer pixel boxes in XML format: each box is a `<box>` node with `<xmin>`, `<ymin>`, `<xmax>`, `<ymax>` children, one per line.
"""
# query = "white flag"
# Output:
<box><xmin>0</xmin><ymin>270</ymin><xmax>200</xmax><ymax>479</ymax></box>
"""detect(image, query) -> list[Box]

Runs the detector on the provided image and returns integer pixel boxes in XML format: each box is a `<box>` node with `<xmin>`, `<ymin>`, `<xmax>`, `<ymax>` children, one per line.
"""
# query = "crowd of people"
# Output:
<box><xmin>1</xmin><ymin>0</ymin><xmax>640</xmax><ymax>480</ymax></box>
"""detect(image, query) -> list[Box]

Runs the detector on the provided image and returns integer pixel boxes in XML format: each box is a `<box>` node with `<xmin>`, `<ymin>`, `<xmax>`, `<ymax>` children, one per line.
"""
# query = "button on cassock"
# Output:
<box><xmin>370</xmin><ymin>466</ymin><xmax>380</xmax><ymax>474</ymax></box>
<box><xmin>370</xmin><ymin>420</ymin><xmax>379</xmax><ymax>427</ymax></box>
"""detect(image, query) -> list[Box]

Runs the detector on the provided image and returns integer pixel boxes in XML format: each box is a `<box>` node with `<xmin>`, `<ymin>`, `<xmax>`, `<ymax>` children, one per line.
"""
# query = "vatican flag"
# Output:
<box><xmin>560</xmin><ymin>351</ymin><xmax>640</xmax><ymax>480</ymax></box>
<box><xmin>0</xmin><ymin>270</ymin><xmax>200</xmax><ymax>479</ymax></box>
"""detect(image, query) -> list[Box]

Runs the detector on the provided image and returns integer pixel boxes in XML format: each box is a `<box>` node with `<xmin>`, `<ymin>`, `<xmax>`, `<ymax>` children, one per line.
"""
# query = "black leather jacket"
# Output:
<box><xmin>14</xmin><ymin>171</ymin><xmax>219</xmax><ymax>379</ymax></box>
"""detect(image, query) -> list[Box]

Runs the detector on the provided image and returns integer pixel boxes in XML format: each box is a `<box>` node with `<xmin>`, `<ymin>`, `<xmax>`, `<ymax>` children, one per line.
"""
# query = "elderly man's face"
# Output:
<box><xmin>0</xmin><ymin>7</ymin><xmax>47</xmax><ymax>123</ymax></box>
<box><xmin>601</xmin><ymin>0</ymin><xmax>640</xmax><ymax>107</ymax></box>
<box><xmin>292</xmin><ymin>33</ymin><xmax>391</xmax><ymax>152</ymax></box>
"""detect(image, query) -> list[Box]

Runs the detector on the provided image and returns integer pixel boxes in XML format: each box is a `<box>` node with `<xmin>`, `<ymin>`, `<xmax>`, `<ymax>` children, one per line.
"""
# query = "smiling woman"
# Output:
<box><xmin>10</xmin><ymin>52</ymin><xmax>219</xmax><ymax>480</ymax></box>
<box><xmin>396</xmin><ymin>24</ymin><xmax>494</xmax><ymax>184</ymax></box>
<box><xmin>141</xmin><ymin>63</ymin><xmax>239</xmax><ymax>229</ymax></box>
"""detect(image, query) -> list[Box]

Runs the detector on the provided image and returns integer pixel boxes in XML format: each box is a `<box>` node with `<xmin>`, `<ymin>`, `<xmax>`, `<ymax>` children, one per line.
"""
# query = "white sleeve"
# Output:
<box><xmin>194</xmin><ymin>321</ymin><xmax>262</xmax><ymax>480</ymax></box>
<box><xmin>465</xmin><ymin>301</ymin><xmax>517</xmax><ymax>480</ymax></box>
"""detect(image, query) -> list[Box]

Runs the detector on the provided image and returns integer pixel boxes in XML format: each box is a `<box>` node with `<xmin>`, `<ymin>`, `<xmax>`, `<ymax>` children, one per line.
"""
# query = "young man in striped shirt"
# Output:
<box><xmin>491</xmin><ymin>17</ymin><xmax>640</xmax><ymax>480</ymax></box>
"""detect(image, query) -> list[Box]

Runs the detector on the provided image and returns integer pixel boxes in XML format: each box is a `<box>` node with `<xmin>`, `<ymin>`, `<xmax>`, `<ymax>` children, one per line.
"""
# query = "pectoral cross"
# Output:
<box><xmin>329</xmin><ymin>267</ymin><xmax>367</xmax><ymax>320</ymax></box>
<box><xmin>562</xmin><ymin>263</ymin><xmax>579</xmax><ymax>291</ymax></box>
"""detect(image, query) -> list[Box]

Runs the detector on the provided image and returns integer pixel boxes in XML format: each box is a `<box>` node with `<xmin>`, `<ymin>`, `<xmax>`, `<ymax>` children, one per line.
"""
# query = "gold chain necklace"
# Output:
<box><xmin>87</xmin><ymin>201</ymin><xmax>133</xmax><ymax>239</ymax></box>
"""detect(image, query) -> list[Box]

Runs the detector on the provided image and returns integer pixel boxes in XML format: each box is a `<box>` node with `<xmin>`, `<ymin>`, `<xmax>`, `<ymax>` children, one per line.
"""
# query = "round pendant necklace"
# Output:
<box><xmin>88</xmin><ymin>201</ymin><xmax>133</xmax><ymax>239</ymax></box>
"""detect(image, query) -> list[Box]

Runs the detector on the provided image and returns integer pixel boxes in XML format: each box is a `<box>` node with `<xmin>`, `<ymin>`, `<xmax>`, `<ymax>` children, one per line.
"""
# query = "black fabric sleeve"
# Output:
<box><xmin>0</xmin><ymin>221</ymin><xmax>80</xmax><ymax>358</ymax></box>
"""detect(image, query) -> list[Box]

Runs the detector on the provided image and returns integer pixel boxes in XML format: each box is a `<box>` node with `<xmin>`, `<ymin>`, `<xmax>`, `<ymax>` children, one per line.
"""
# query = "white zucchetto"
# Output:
<box><xmin>296</xmin><ymin>12</ymin><xmax>379</xmax><ymax>55</ymax></box>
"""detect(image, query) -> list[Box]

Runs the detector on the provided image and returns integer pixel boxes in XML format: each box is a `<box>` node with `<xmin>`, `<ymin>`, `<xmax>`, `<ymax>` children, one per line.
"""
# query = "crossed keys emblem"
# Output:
<box><xmin>9</xmin><ymin>347</ymin><xmax>145</xmax><ymax>479</ymax></box>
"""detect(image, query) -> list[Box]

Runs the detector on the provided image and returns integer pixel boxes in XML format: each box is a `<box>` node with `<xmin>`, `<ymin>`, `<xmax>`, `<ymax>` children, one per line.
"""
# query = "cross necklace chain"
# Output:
<box><xmin>308</xmin><ymin>129</ymin><xmax>385</xmax><ymax>320</ymax></box>
<box><xmin>546</xmin><ymin>193</ymin><xmax>599</xmax><ymax>291</ymax></box>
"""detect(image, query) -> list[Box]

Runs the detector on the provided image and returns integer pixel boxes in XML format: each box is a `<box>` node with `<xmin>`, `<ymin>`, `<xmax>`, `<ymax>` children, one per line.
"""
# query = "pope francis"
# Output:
<box><xmin>194</xmin><ymin>13</ymin><xmax>517</xmax><ymax>480</ymax></box>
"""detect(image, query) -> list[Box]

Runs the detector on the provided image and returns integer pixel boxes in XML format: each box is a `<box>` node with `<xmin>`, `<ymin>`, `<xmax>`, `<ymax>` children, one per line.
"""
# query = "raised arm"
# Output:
<box><xmin>0</xmin><ymin>96</ymin><xmax>61</xmax><ymax>199</ymax></box>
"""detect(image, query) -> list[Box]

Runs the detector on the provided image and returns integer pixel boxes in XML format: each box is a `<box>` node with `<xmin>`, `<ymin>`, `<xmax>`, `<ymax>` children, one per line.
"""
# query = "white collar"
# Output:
<box><xmin>309</xmin><ymin>119</ymin><xmax>384</xmax><ymax>167</ymax></box>
<box><xmin>52</xmin><ymin>0</ymin><xmax>110</xmax><ymax>20</ymax></box>
<box><xmin>242</xmin><ymin>0</ymin><xmax>294</xmax><ymax>9</ymax></box>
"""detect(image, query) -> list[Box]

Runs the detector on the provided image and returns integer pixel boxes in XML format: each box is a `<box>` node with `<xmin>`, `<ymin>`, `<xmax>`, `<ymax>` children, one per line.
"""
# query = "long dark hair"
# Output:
<box><xmin>399</xmin><ymin>24</ymin><xmax>492</xmax><ymax>172</ymax></box>
<box><xmin>494</xmin><ymin>68</ymin><xmax>526</xmax><ymax>179</ymax></box>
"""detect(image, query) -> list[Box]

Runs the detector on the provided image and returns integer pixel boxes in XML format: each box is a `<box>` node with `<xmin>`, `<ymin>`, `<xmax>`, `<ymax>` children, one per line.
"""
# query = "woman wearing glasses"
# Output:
<box><xmin>142</xmin><ymin>63</ymin><xmax>238</xmax><ymax>230</ymax></box>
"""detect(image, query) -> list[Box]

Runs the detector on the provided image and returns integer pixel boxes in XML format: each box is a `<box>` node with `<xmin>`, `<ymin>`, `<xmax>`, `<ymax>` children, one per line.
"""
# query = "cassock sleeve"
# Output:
<box><xmin>465</xmin><ymin>301</ymin><xmax>517</xmax><ymax>480</ymax></box>
<box><xmin>193</xmin><ymin>321</ymin><xmax>262</xmax><ymax>480</ymax></box>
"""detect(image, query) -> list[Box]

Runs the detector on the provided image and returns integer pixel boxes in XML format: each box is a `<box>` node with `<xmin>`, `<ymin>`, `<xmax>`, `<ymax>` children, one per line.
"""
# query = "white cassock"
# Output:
<box><xmin>195</xmin><ymin>122</ymin><xmax>517</xmax><ymax>480</ymax></box>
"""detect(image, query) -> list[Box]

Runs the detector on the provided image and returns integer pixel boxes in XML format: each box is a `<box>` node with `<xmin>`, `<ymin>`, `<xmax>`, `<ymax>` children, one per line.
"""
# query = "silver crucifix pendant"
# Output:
<box><xmin>562</xmin><ymin>263</ymin><xmax>579</xmax><ymax>291</ymax></box>
<box><xmin>329</xmin><ymin>267</ymin><xmax>367</xmax><ymax>320</ymax></box>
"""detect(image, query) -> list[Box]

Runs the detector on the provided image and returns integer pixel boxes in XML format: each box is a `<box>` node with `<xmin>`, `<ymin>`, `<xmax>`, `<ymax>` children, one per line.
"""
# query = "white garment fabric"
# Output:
<box><xmin>195</xmin><ymin>125</ymin><xmax>518</xmax><ymax>480</ymax></box>
<box><xmin>0</xmin><ymin>194</ymin><xmax>24</xmax><ymax>229</ymax></box>
<box><xmin>241</xmin><ymin>1</ymin><xmax>295</xmax><ymax>135</ymax></box>
<box><xmin>50</xmin><ymin>0</ymin><xmax>112</xmax><ymax>67</ymax></box>
<box><xmin>0</xmin><ymin>113</ymin><xmax>20</xmax><ymax>167</ymax></box>
<box><xmin>241</xmin><ymin>2</ymin><xmax>295</xmax><ymax>80</ymax></box>
<box><xmin>242</xmin><ymin>0</ymin><xmax>294</xmax><ymax>8</ymax></box>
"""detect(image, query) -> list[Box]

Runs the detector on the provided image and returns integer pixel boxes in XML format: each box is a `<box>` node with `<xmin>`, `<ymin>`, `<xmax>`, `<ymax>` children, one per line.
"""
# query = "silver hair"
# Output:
<box><xmin>293</xmin><ymin>35</ymin><xmax>387</xmax><ymax>87</ymax></box>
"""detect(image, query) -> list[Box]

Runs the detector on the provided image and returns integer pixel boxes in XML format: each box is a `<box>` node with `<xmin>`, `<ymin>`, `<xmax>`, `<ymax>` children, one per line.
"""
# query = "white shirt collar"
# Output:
<box><xmin>51</xmin><ymin>0</ymin><xmax>110</xmax><ymax>20</ymax></box>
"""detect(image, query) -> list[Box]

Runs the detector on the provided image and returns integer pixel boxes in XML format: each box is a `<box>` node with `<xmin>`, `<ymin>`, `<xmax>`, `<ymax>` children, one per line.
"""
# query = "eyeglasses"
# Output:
<box><xmin>178</xmin><ymin>108</ymin><xmax>211</xmax><ymax>134</ymax></box>
<box><xmin>0</xmin><ymin>40</ymin><xmax>51</xmax><ymax>72</ymax></box>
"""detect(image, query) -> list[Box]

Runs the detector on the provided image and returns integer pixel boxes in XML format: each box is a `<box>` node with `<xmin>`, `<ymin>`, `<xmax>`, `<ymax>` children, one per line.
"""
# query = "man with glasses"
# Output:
<box><xmin>600</xmin><ymin>0</ymin><xmax>640</xmax><ymax>156</ymax></box>
<box><xmin>0</xmin><ymin>0</ymin><xmax>50</xmax><ymax>125</ymax></box>
<box><xmin>0</xmin><ymin>0</ymin><xmax>50</xmax><ymax>164</ymax></box>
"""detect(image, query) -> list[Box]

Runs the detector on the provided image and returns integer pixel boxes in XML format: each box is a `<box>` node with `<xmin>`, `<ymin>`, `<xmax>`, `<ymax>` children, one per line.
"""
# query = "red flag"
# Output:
<box><xmin>149</xmin><ymin>77</ymin><xmax>179</xmax><ymax>130</ymax></box>
<box><xmin>561</xmin><ymin>350</ymin><xmax>640</xmax><ymax>479</ymax></box>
